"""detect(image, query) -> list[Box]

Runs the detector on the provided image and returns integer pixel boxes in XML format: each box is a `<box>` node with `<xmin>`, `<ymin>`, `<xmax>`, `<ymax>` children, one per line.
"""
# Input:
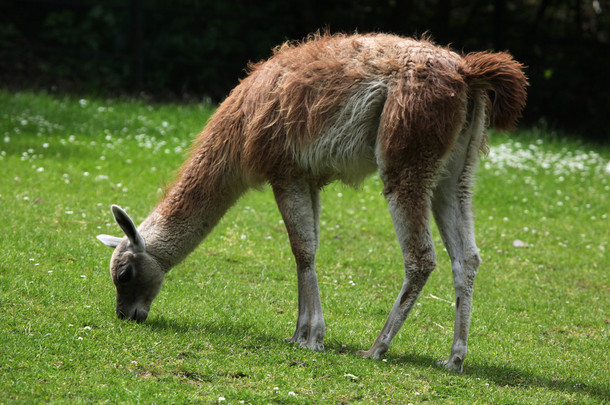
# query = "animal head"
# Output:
<box><xmin>97</xmin><ymin>205</ymin><xmax>165</xmax><ymax>323</ymax></box>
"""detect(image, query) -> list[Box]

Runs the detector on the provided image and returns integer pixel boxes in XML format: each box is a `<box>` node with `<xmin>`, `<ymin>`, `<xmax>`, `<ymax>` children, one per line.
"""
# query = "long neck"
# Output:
<box><xmin>139</xmin><ymin>133</ymin><xmax>248</xmax><ymax>270</ymax></box>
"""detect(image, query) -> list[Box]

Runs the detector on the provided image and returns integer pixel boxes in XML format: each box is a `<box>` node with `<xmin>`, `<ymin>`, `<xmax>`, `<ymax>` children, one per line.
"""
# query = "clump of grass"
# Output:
<box><xmin>1</xmin><ymin>90</ymin><xmax>608</xmax><ymax>403</ymax></box>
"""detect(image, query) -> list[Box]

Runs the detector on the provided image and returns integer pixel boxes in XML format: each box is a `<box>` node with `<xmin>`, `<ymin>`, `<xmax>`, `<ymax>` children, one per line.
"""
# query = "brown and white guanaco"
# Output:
<box><xmin>98</xmin><ymin>32</ymin><xmax>527</xmax><ymax>372</ymax></box>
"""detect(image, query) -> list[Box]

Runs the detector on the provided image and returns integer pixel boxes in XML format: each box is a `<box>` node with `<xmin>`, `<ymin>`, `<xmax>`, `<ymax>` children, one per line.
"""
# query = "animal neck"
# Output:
<box><xmin>139</xmin><ymin>134</ymin><xmax>248</xmax><ymax>270</ymax></box>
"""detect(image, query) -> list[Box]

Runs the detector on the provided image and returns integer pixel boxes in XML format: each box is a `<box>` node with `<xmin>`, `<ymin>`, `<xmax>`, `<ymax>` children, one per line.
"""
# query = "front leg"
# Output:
<box><xmin>273</xmin><ymin>179</ymin><xmax>325</xmax><ymax>351</ymax></box>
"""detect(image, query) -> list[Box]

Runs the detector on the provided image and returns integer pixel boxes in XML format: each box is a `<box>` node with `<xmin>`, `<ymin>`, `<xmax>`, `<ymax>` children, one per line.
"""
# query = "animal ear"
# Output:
<box><xmin>110</xmin><ymin>205</ymin><xmax>146</xmax><ymax>253</ymax></box>
<box><xmin>96</xmin><ymin>234</ymin><xmax>123</xmax><ymax>248</ymax></box>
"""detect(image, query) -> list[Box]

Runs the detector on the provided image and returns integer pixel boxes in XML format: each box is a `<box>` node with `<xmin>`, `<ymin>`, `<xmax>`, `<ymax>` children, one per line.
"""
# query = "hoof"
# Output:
<box><xmin>286</xmin><ymin>336</ymin><xmax>324</xmax><ymax>352</ymax></box>
<box><xmin>356</xmin><ymin>349</ymin><xmax>383</xmax><ymax>360</ymax></box>
<box><xmin>356</xmin><ymin>341</ymin><xmax>388</xmax><ymax>360</ymax></box>
<box><xmin>301</xmin><ymin>341</ymin><xmax>324</xmax><ymax>352</ymax></box>
<box><xmin>437</xmin><ymin>358</ymin><xmax>464</xmax><ymax>373</ymax></box>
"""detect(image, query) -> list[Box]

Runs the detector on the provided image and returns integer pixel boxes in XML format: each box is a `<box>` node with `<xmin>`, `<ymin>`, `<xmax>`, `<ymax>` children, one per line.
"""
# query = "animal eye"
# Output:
<box><xmin>117</xmin><ymin>265</ymin><xmax>134</xmax><ymax>283</ymax></box>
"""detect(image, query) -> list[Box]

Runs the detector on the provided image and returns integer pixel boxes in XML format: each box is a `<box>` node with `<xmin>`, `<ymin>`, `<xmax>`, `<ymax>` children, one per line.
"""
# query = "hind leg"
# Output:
<box><xmin>273</xmin><ymin>178</ymin><xmax>324</xmax><ymax>351</ymax></box>
<box><xmin>432</xmin><ymin>181</ymin><xmax>479</xmax><ymax>373</ymax></box>
<box><xmin>358</xmin><ymin>166</ymin><xmax>439</xmax><ymax>359</ymax></box>
<box><xmin>358</xmin><ymin>68</ymin><xmax>471</xmax><ymax>360</ymax></box>
<box><xmin>432</xmin><ymin>96</ymin><xmax>486</xmax><ymax>372</ymax></box>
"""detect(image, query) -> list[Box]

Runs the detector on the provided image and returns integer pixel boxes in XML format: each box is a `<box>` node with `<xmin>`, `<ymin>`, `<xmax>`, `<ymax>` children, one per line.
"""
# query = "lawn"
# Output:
<box><xmin>1</xmin><ymin>90</ymin><xmax>608</xmax><ymax>404</ymax></box>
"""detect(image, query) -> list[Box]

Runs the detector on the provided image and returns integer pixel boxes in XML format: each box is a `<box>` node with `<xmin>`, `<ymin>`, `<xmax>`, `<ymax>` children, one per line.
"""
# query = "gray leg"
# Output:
<box><xmin>432</xmin><ymin>128</ymin><xmax>483</xmax><ymax>373</ymax></box>
<box><xmin>432</xmin><ymin>184</ymin><xmax>479</xmax><ymax>373</ymax></box>
<box><xmin>358</xmin><ymin>185</ymin><xmax>437</xmax><ymax>359</ymax></box>
<box><xmin>272</xmin><ymin>178</ymin><xmax>325</xmax><ymax>351</ymax></box>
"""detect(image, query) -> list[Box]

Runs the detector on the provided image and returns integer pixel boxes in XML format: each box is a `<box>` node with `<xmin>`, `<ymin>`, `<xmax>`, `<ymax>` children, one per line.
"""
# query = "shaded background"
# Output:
<box><xmin>1</xmin><ymin>0</ymin><xmax>609</xmax><ymax>141</ymax></box>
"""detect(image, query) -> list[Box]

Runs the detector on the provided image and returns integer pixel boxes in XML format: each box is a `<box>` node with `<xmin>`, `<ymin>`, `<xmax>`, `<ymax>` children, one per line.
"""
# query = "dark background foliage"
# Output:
<box><xmin>1</xmin><ymin>0</ymin><xmax>609</xmax><ymax>141</ymax></box>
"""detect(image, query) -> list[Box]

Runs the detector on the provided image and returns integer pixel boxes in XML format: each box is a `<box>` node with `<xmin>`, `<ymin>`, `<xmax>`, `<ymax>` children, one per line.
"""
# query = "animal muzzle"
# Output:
<box><xmin>116</xmin><ymin>306</ymin><xmax>149</xmax><ymax>323</ymax></box>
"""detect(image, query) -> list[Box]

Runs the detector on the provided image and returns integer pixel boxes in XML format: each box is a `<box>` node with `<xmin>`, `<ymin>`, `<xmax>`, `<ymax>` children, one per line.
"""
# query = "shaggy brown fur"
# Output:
<box><xmin>462</xmin><ymin>51</ymin><xmax>528</xmax><ymax>130</ymax></box>
<box><xmin>158</xmin><ymin>33</ymin><xmax>526</xmax><ymax>219</ymax></box>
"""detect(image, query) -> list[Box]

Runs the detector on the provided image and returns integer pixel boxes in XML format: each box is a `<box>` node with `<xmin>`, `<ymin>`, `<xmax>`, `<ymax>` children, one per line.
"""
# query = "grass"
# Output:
<box><xmin>1</xmin><ymin>90</ymin><xmax>608</xmax><ymax>404</ymax></box>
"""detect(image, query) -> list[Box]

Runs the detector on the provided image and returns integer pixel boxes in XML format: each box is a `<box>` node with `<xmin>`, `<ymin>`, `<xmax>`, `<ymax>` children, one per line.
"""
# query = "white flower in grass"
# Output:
<box><xmin>344</xmin><ymin>373</ymin><xmax>358</xmax><ymax>381</ymax></box>
<box><xmin>218</xmin><ymin>397</ymin><xmax>226</xmax><ymax>402</ymax></box>
<box><xmin>512</xmin><ymin>239</ymin><xmax>529</xmax><ymax>248</ymax></box>
<box><xmin>288</xmin><ymin>391</ymin><xmax>296</xmax><ymax>397</ymax></box>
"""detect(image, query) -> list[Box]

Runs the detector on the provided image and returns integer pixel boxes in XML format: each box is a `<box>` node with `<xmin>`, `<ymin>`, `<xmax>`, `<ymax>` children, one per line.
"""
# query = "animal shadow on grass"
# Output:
<box><xmin>330</xmin><ymin>341</ymin><xmax>608</xmax><ymax>402</ymax></box>
<box><xmin>143</xmin><ymin>315</ymin><xmax>282</xmax><ymax>349</ymax></box>
<box><xmin>142</xmin><ymin>318</ymin><xmax>608</xmax><ymax>401</ymax></box>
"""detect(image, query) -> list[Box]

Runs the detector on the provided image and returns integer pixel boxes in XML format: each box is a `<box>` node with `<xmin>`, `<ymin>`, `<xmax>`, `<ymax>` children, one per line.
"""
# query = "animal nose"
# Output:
<box><xmin>133</xmin><ymin>308</ymin><xmax>148</xmax><ymax>323</ymax></box>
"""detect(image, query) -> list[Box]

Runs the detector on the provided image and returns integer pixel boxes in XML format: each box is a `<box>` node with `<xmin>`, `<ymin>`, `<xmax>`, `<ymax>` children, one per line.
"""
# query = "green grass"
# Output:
<box><xmin>1</xmin><ymin>90</ymin><xmax>608</xmax><ymax>404</ymax></box>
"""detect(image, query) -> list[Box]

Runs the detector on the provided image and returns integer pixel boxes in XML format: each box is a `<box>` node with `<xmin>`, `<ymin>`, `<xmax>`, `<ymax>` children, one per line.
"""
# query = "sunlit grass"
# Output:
<box><xmin>1</xmin><ymin>90</ymin><xmax>608</xmax><ymax>403</ymax></box>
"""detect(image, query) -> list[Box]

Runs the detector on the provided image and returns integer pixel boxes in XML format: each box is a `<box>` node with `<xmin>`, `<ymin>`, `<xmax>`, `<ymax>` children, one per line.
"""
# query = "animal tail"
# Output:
<box><xmin>462</xmin><ymin>51</ymin><xmax>528</xmax><ymax>131</ymax></box>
